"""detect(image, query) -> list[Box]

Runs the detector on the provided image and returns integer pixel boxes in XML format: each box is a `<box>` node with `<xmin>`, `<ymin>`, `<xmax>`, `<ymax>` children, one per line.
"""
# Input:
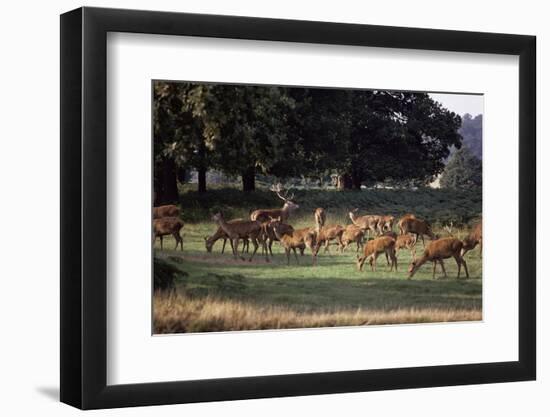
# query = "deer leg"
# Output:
<box><xmin>232</xmin><ymin>238</ymin><xmax>241</xmax><ymax>260</ymax></box>
<box><xmin>293</xmin><ymin>248</ymin><xmax>300</xmax><ymax>264</ymax></box>
<box><xmin>357</xmin><ymin>256</ymin><xmax>366</xmax><ymax>272</ymax></box>
<box><xmin>159</xmin><ymin>235</ymin><xmax>163</xmax><ymax>251</ymax></box>
<box><xmin>173</xmin><ymin>232</ymin><xmax>181</xmax><ymax>251</ymax></box>
<box><xmin>385</xmin><ymin>251</ymin><xmax>390</xmax><ymax>266</ymax></box>
<box><xmin>432</xmin><ymin>260</ymin><xmax>437</xmax><ymax>279</ymax></box>
<box><xmin>221</xmin><ymin>238</ymin><xmax>227</xmax><ymax>254</ymax></box>
<box><xmin>392</xmin><ymin>250</ymin><xmax>398</xmax><ymax>272</ymax></box>
<box><xmin>411</xmin><ymin>247</ymin><xmax>417</xmax><ymax>262</ymax></box>
<box><xmin>439</xmin><ymin>259</ymin><xmax>447</xmax><ymax>278</ymax></box>
<box><xmin>421</xmin><ymin>234</ymin><xmax>425</xmax><ymax>246</ymax></box>
<box><xmin>463</xmin><ymin>258</ymin><xmax>469</xmax><ymax>278</ymax></box>
<box><xmin>248</xmin><ymin>238</ymin><xmax>259</xmax><ymax>262</ymax></box>
<box><xmin>372</xmin><ymin>253</ymin><xmax>378</xmax><ymax>272</ymax></box>
<box><xmin>268</xmin><ymin>239</ymin><xmax>274</xmax><ymax>256</ymax></box>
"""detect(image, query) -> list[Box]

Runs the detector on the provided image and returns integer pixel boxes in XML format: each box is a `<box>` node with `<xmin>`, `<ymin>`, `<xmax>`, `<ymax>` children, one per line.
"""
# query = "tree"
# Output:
<box><xmin>459</xmin><ymin>113</ymin><xmax>483</xmax><ymax>159</ymax></box>
<box><xmin>440</xmin><ymin>146</ymin><xmax>482</xmax><ymax>189</ymax></box>
<box><xmin>291</xmin><ymin>90</ymin><xmax>463</xmax><ymax>189</ymax></box>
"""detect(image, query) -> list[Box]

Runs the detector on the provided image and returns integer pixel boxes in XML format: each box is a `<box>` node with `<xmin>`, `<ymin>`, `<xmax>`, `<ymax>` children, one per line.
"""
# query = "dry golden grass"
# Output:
<box><xmin>153</xmin><ymin>292</ymin><xmax>481</xmax><ymax>334</ymax></box>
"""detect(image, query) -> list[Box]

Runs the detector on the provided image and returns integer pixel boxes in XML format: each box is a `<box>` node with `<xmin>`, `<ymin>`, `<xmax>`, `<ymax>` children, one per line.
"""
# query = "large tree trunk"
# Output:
<box><xmin>155</xmin><ymin>157</ymin><xmax>179</xmax><ymax>205</ymax></box>
<box><xmin>336</xmin><ymin>173</ymin><xmax>353</xmax><ymax>190</ymax></box>
<box><xmin>197</xmin><ymin>166</ymin><xmax>207</xmax><ymax>193</ymax></box>
<box><xmin>242</xmin><ymin>166</ymin><xmax>256</xmax><ymax>192</ymax></box>
<box><xmin>351</xmin><ymin>172</ymin><xmax>362</xmax><ymax>190</ymax></box>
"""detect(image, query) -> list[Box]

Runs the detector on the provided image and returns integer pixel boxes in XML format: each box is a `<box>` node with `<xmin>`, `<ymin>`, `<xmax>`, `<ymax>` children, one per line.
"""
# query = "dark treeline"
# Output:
<box><xmin>153</xmin><ymin>81</ymin><xmax>463</xmax><ymax>204</ymax></box>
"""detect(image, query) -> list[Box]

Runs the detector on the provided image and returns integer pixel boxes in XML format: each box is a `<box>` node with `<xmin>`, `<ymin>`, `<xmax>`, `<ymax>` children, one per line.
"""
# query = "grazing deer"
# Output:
<box><xmin>314</xmin><ymin>224</ymin><xmax>345</xmax><ymax>255</ymax></box>
<box><xmin>153</xmin><ymin>217</ymin><xmax>184</xmax><ymax>251</ymax></box>
<box><xmin>314</xmin><ymin>208</ymin><xmax>327</xmax><ymax>233</ymax></box>
<box><xmin>462</xmin><ymin>220</ymin><xmax>482</xmax><ymax>258</ymax></box>
<box><xmin>397</xmin><ymin>213</ymin><xmax>416</xmax><ymax>235</ymax></box>
<box><xmin>379</xmin><ymin>215</ymin><xmax>395</xmax><ymax>233</ymax></box>
<box><xmin>400</xmin><ymin>217</ymin><xmax>435</xmax><ymax>245</ymax></box>
<box><xmin>211</xmin><ymin>213</ymin><xmax>267</xmax><ymax>262</ymax></box>
<box><xmin>204</xmin><ymin>219</ymin><xmax>249</xmax><ymax>254</ymax></box>
<box><xmin>348</xmin><ymin>209</ymin><xmax>381</xmax><ymax>240</ymax></box>
<box><xmin>395</xmin><ymin>233</ymin><xmax>417</xmax><ymax>262</ymax></box>
<box><xmin>153</xmin><ymin>204</ymin><xmax>180</xmax><ymax>219</ymax></box>
<box><xmin>356</xmin><ymin>236</ymin><xmax>397</xmax><ymax>272</ymax></box>
<box><xmin>408</xmin><ymin>237</ymin><xmax>469</xmax><ymax>280</ymax></box>
<box><xmin>250</xmin><ymin>183</ymin><xmax>299</xmax><ymax>223</ymax></box>
<box><xmin>271</xmin><ymin>221</ymin><xmax>317</xmax><ymax>265</ymax></box>
<box><xmin>261</xmin><ymin>219</ymin><xmax>294</xmax><ymax>257</ymax></box>
<box><xmin>339</xmin><ymin>224</ymin><xmax>365</xmax><ymax>253</ymax></box>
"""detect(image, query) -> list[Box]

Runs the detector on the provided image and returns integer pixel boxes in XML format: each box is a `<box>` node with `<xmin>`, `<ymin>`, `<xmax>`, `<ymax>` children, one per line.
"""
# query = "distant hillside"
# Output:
<box><xmin>459</xmin><ymin>113</ymin><xmax>482</xmax><ymax>159</ymax></box>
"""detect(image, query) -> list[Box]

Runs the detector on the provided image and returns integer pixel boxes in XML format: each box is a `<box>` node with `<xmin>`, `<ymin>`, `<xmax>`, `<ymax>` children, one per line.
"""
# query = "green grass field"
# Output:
<box><xmin>153</xmin><ymin>204</ymin><xmax>482</xmax><ymax>333</ymax></box>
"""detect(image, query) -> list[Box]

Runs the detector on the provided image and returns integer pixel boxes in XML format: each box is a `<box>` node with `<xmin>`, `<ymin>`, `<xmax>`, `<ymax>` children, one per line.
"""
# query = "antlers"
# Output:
<box><xmin>270</xmin><ymin>183</ymin><xmax>295</xmax><ymax>202</ymax></box>
<box><xmin>444</xmin><ymin>221</ymin><xmax>454</xmax><ymax>236</ymax></box>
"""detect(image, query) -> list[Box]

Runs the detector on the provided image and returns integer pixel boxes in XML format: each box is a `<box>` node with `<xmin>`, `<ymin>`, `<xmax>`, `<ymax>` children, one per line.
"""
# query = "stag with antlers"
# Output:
<box><xmin>250</xmin><ymin>183</ymin><xmax>299</xmax><ymax>223</ymax></box>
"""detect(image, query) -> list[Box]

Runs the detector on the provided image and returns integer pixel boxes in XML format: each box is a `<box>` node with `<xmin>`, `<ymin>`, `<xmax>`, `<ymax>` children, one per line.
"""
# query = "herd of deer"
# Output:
<box><xmin>153</xmin><ymin>184</ymin><xmax>482</xmax><ymax>280</ymax></box>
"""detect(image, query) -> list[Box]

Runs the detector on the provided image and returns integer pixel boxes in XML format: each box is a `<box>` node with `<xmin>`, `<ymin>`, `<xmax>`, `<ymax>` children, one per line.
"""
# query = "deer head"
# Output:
<box><xmin>270</xmin><ymin>183</ymin><xmax>299</xmax><ymax>211</ymax></box>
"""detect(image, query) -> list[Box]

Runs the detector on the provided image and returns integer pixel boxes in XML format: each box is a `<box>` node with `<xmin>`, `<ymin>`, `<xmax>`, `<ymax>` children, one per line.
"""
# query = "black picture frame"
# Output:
<box><xmin>60</xmin><ymin>6</ymin><xmax>536</xmax><ymax>410</ymax></box>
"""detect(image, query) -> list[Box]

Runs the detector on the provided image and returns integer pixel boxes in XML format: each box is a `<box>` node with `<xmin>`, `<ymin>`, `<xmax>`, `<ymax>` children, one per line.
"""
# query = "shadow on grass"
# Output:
<box><xmin>173</xmin><ymin>267</ymin><xmax>482</xmax><ymax>313</ymax></box>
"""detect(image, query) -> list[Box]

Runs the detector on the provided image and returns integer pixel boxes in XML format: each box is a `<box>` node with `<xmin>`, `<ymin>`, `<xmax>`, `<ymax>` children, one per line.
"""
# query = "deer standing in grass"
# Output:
<box><xmin>153</xmin><ymin>217</ymin><xmax>184</xmax><ymax>251</ymax></box>
<box><xmin>204</xmin><ymin>219</ymin><xmax>249</xmax><ymax>254</ymax></box>
<box><xmin>314</xmin><ymin>224</ymin><xmax>345</xmax><ymax>255</ymax></box>
<box><xmin>211</xmin><ymin>213</ymin><xmax>268</xmax><ymax>262</ymax></box>
<box><xmin>356</xmin><ymin>236</ymin><xmax>397</xmax><ymax>272</ymax></box>
<box><xmin>314</xmin><ymin>208</ymin><xmax>326</xmax><ymax>233</ymax></box>
<box><xmin>395</xmin><ymin>233</ymin><xmax>417</xmax><ymax>262</ymax></box>
<box><xmin>271</xmin><ymin>220</ymin><xmax>317</xmax><ymax>265</ymax></box>
<box><xmin>400</xmin><ymin>217</ymin><xmax>435</xmax><ymax>245</ymax></box>
<box><xmin>250</xmin><ymin>184</ymin><xmax>299</xmax><ymax>223</ymax></box>
<box><xmin>348</xmin><ymin>209</ymin><xmax>382</xmax><ymax>240</ymax></box>
<box><xmin>397</xmin><ymin>213</ymin><xmax>416</xmax><ymax>235</ymax></box>
<box><xmin>462</xmin><ymin>220</ymin><xmax>482</xmax><ymax>258</ymax></box>
<box><xmin>339</xmin><ymin>224</ymin><xmax>365</xmax><ymax>253</ymax></box>
<box><xmin>153</xmin><ymin>204</ymin><xmax>180</xmax><ymax>219</ymax></box>
<box><xmin>260</xmin><ymin>219</ymin><xmax>295</xmax><ymax>257</ymax></box>
<box><xmin>378</xmin><ymin>215</ymin><xmax>395</xmax><ymax>234</ymax></box>
<box><xmin>408</xmin><ymin>237</ymin><xmax>469</xmax><ymax>280</ymax></box>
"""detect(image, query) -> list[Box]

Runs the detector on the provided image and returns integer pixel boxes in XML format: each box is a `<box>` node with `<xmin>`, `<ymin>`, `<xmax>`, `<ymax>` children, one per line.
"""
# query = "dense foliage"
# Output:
<box><xmin>153</xmin><ymin>82</ymin><xmax>464</xmax><ymax>201</ymax></box>
<box><xmin>459</xmin><ymin>113</ymin><xmax>483</xmax><ymax>159</ymax></box>
<box><xmin>440</xmin><ymin>146</ymin><xmax>482</xmax><ymax>189</ymax></box>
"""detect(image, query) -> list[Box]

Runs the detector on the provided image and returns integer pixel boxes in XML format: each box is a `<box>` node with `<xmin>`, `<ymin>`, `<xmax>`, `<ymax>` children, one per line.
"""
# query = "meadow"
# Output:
<box><xmin>153</xmin><ymin>187</ymin><xmax>482</xmax><ymax>334</ymax></box>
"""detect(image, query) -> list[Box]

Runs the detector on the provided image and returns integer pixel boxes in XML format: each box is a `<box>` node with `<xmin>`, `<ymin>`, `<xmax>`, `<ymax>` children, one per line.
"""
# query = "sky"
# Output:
<box><xmin>429</xmin><ymin>93</ymin><xmax>484</xmax><ymax>117</ymax></box>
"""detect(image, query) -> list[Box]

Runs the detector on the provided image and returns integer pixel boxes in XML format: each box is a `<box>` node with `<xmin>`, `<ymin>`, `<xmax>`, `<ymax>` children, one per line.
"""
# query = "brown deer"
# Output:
<box><xmin>314</xmin><ymin>208</ymin><xmax>327</xmax><ymax>233</ymax></box>
<box><xmin>211</xmin><ymin>213</ymin><xmax>267</xmax><ymax>262</ymax></box>
<box><xmin>261</xmin><ymin>219</ymin><xmax>295</xmax><ymax>257</ymax></box>
<box><xmin>348</xmin><ymin>209</ymin><xmax>381</xmax><ymax>240</ymax></box>
<box><xmin>408</xmin><ymin>237</ymin><xmax>469</xmax><ymax>280</ymax></box>
<box><xmin>153</xmin><ymin>204</ymin><xmax>180</xmax><ymax>219</ymax></box>
<box><xmin>356</xmin><ymin>236</ymin><xmax>397</xmax><ymax>272</ymax></box>
<box><xmin>400</xmin><ymin>217</ymin><xmax>435</xmax><ymax>245</ymax></box>
<box><xmin>397</xmin><ymin>213</ymin><xmax>416</xmax><ymax>235</ymax></box>
<box><xmin>250</xmin><ymin>183</ymin><xmax>299</xmax><ymax>223</ymax></box>
<box><xmin>339</xmin><ymin>224</ymin><xmax>365</xmax><ymax>253</ymax></box>
<box><xmin>378</xmin><ymin>215</ymin><xmax>395</xmax><ymax>234</ymax></box>
<box><xmin>462</xmin><ymin>220</ymin><xmax>482</xmax><ymax>258</ymax></box>
<box><xmin>395</xmin><ymin>233</ymin><xmax>417</xmax><ymax>262</ymax></box>
<box><xmin>271</xmin><ymin>221</ymin><xmax>317</xmax><ymax>265</ymax></box>
<box><xmin>314</xmin><ymin>224</ymin><xmax>345</xmax><ymax>255</ymax></box>
<box><xmin>153</xmin><ymin>217</ymin><xmax>184</xmax><ymax>251</ymax></box>
<box><xmin>204</xmin><ymin>219</ymin><xmax>249</xmax><ymax>254</ymax></box>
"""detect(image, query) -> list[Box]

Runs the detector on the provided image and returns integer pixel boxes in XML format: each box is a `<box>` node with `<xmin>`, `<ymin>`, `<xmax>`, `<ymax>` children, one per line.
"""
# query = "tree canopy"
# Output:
<box><xmin>440</xmin><ymin>146</ymin><xmax>482</xmax><ymax>189</ymax></box>
<box><xmin>153</xmin><ymin>81</ymin><xmax>464</xmax><ymax>201</ymax></box>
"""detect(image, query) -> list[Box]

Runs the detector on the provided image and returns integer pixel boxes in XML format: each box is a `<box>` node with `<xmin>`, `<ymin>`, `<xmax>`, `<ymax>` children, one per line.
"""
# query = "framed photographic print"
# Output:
<box><xmin>60</xmin><ymin>6</ymin><xmax>536</xmax><ymax>410</ymax></box>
